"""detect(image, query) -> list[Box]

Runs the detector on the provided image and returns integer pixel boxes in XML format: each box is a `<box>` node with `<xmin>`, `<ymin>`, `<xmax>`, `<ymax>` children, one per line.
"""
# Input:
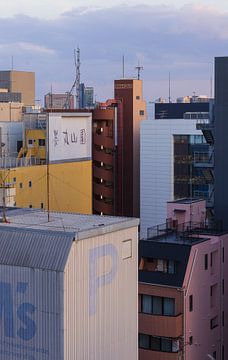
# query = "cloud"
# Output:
<box><xmin>0</xmin><ymin>4</ymin><xmax>227</xmax><ymax>102</ymax></box>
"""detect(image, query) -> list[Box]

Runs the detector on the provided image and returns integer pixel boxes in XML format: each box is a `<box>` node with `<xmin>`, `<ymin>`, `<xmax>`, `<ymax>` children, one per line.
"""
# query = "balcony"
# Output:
<box><xmin>139</xmin><ymin>348</ymin><xmax>179</xmax><ymax>360</ymax></box>
<box><xmin>93</xmin><ymin>166</ymin><xmax>113</xmax><ymax>182</ymax></box>
<box><xmin>139</xmin><ymin>312</ymin><xmax>183</xmax><ymax>338</ymax></box>
<box><xmin>93</xmin><ymin>148</ymin><xmax>113</xmax><ymax>164</ymax></box>
<box><xmin>93</xmin><ymin>198</ymin><xmax>114</xmax><ymax>215</ymax></box>
<box><xmin>93</xmin><ymin>132</ymin><xmax>114</xmax><ymax>149</ymax></box>
<box><xmin>93</xmin><ymin>182</ymin><xmax>114</xmax><ymax>198</ymax></box>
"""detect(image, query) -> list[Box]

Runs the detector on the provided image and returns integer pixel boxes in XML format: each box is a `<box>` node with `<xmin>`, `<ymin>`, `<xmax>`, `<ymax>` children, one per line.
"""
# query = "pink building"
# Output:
<box><xmin>139</xmin><ymin>199</ymin><xmax>227</xmax><ymax>360</ymax></box>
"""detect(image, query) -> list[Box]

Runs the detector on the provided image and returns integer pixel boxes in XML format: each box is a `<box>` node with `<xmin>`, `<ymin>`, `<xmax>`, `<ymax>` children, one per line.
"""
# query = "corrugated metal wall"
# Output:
<box><xmin>64</xmin><ymin>226</ymin><xmax>138</xmax><ymax>360</ymax></box>
<box><xmin>0</xmin><ymin>264</ymin><xmax>64</xmax><ymax>360</ymax></box>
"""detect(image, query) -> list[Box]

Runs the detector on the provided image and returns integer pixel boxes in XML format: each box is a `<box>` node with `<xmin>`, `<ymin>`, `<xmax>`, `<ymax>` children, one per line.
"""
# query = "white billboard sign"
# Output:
<box><xmin>48</xmin><ymin>113</ymin><xmax>92</xmax><ymax>162</ymax></box>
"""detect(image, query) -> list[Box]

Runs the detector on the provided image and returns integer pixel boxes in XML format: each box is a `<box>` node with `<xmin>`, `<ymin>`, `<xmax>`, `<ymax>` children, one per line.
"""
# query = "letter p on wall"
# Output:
<box><xmin>89</xmin><ymin>244</ymin><xmax>118</xmax><ymax>316</ymax></box>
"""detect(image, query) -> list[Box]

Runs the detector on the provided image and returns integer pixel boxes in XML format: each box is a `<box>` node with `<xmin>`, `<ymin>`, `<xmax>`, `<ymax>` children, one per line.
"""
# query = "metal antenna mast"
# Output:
<box><xmin>75</xmin><ymin>47</ymin><xmax>80</xmax><ymax>109</ymax></box>
<box><xmin>135</xmin><ymin>60</ymin><xmax>143</xmax><ymax>80</ymax></box>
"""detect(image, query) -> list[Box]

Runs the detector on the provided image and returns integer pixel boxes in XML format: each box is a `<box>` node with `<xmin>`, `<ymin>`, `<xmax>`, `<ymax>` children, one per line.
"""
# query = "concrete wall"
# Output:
<box><xmin>140</xmin><ymin>119</ymin><xmax>202</xmax><ymax>239</ymax></box>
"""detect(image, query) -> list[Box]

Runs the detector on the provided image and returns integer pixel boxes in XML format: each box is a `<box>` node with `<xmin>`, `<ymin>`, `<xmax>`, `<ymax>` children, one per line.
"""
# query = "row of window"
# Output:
<box><xmin>141</xmin><ymin>294</ymin><xmax>175</xmax><ymax>316</ymax></box>
<box><xmin>139</xmin><ymin>333</ymin><xmax>179</xmax><ymax>353</ymax></box>
<box><xmin>28</xmin><ymin>139</ymin><xmax>46</xmax><ymax>146</ymax></box>
<box><xmin>19</xmin><ymin>181</ymin><xmax>32</xmax><ymax>189</ymax></box>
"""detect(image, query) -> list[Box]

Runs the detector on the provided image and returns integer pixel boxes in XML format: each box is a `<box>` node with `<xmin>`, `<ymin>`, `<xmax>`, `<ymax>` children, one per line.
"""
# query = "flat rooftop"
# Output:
<box><xmin>0</xmin><ymin>208</ymin><xmax>139</xmax><ymax>240</ymax></box>
<box><xmin>149</xmin><ymin>233</ymin><xmax>210</xmax><ymax>245</ymax></box>
<box><xmin>167</xmin><ymin>198</ymin><xmax>204</xmax><ymax>205</ymax></box>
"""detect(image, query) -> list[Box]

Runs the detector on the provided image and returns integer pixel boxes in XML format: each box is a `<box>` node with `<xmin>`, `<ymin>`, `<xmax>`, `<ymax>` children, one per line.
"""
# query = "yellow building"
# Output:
<box><xmin>0</xmin><ymin>113</ymin><xmax>92</xmax><ymax>215</ymax></box>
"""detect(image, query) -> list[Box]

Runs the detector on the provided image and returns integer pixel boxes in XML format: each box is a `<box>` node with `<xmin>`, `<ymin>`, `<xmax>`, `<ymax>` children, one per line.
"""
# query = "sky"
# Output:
<box><xmin>0</xmin><ymin>0</ymin><xmax>228</xmax><ymax>104</ymax></box>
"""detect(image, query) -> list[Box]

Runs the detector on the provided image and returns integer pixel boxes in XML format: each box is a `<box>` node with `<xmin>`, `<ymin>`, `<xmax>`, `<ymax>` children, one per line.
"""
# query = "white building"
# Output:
<box><xmin>140</xmin><ymin>118</ymin><xmax>203</xmax><ymax>239</ymax></box>
<box><xmin>0</xmin><ymin>209</ymin><xmax>139</xmax><ymax>360</ymax></box>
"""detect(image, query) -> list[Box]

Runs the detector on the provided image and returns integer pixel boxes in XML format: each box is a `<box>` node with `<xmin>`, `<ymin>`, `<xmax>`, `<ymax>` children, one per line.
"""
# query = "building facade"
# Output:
<box><xmin>0</xmin><ymin>111</ymin><xmax>93</xmax><ymax>214</ymax></box>
<box><xmin>214</xmin><ymin>56</ymin><xmax>228</xmax><ymax>229</ymax></box>
<box><xmin>0</xmin><ymin>209</ymin><xmax>139</xmax><ymax>360</ymax></box>
<box><xmin>44</xmin><ymin>93</ymin><xmax>74</xmax><ymax>109</ymax></box>
<box><xmin>0</xmin><ymin>70</ymin><xmax>35</xmax><ymax>106</ymax></box>
<box><xmin>139</xmin><ymin>199</ymin><xmax>227</xmax><ymax>360</ymax></box>
<box><xmin>140</xmin><ymin>117</ymin><xmax>208</xmax><ymax>238</ymax></box>
<box><xmin>115</xmin><ymin>79</ymin><xmax>147</xmax><ymax>217</ymax></box>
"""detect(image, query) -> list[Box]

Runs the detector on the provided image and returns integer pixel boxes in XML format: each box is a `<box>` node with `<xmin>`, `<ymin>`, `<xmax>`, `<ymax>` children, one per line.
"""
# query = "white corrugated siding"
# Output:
<box><xmin>140</xmin><ymin>118</ymin><xmax>202</xmax><ymax>238</ymax></box>
<box><xmin>0</xmin><ymin>264</ymin><xmax>64</xmax><ymax>360</ymax></box>
<box><xmin>64</xmin><ymin>226</ymin><xmax>138</xmax><ymax>360</ymax></box>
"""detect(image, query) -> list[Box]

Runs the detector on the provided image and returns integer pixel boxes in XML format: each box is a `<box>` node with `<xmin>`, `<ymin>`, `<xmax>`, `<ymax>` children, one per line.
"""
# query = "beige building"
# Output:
<box><xmin>0</xmin><ymin>70</ymin><xmax>35</xmax><ymax>106</ymax></box>
<box><xmin>0</xmin><ymin>102</ymin><xmax>23</xmax><ymax>121</ymax></box>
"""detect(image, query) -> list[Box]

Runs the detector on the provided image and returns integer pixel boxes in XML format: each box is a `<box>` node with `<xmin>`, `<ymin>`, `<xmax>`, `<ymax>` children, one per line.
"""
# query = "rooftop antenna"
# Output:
<box><xmin>75</xmin><ymin>47</ymin><xmax>81</xmax><ymax>109</ymax></box>
<box><xmin>135</xmin><ymin>60</ymin><xmax>143</xmax><ymax>80</ymax></box>
<box><xmin>168</xmin><ymin>72</ymin><xmax>171</xmax><ymax>103</ymax></box>
<box><xmin>122</xmin><ymin>55</ymin><xmax>125</xmax><ymax>78</ymax></box>
<box><xmin>11</xmin><ymin>56</ymin><xmax>14</xmax><ymax>71</ymax></box>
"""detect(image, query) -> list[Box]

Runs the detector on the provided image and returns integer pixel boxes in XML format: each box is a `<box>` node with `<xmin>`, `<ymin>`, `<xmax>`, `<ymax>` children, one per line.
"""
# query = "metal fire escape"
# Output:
<box><xmin>195</xmin><ymin>107</ymin><xmax>215</xmax><ymax>217</ymax></box>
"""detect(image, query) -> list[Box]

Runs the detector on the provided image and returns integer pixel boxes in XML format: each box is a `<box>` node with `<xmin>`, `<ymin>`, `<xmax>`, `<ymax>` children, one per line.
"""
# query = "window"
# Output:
<box><xmin>19</xmin><ymin>182</ymin><xmax>23</xmax><ymax>189</ymax></box>
<box><xmin>139</xmin><ymin>334</ymin><xmax>179</xmax><ymax>353</ymax></box>
<box><xmin>122</xmin><ymin>239</ymin><xmax>132</xmax><ymax>260</ymax></box>
<box><xmin>213</xmin><ymin>351</ymin><xmax>216</xmax><ymax>359</ymax></box>
<box><xmin>161</xmin><ymin>338</ymin><xmax>172</xmax><ymax>352</ymax></box>
<box><xmin>205</xmin><ymin>254</ymin><xmax>208</xmax><ymax>270</ymax></box>
<box><xmin>163</xmin><ymin>298</ymin><xmax>175</xmax><ymax>316</ymax></box>
<box><xmin>189</xmin><ymin>336</ymin><xmax>193</xmax><ymax>345</ymax></box>
<box><xmin>139</xmin><ymin>110</ymin><xmax>144</xmax><ymax>116</ymax></box>
<box><xmin>141</xmin><ymin>295</ymin><xmax>175</xmax><ymax>316</ymax></box>
<box><xmin>210</xmin><ymin>284</ymin><xmax>217</xmax><ymax>308</ymax></box>
<box><xmin>210</xmin><ymin>316</ymin><xmax>218</xmax><ymax>329</ymax></box>
<box><xmin>29</xmin><ymin>181</ymin><xmax>32</xmax><ymax>188</ymax></box>
<box><xmin>189</xmin><ymin>295</ymin><xmax>193</xmax><ymax>312</ymax></box>
<box><xmin>13</xmin><ymin>177</ymin><xmax>16</xmax><ymax>183</ymax></box>
<box><xmin>41</xmin><ymin>203</ymin><xmax>44</xmax><ymax>209</ymax></box>
<box><xmin>29</xmin><ymin>205</ymin><xmax>32</xmax><ymax>209</ymax></box>
<box><xmin>151</xmin><ymin>337</ymin><xmax>160</xmax><ymax>351</ymax></box>
<box><xmin>139</xmin><ymin>334</ymin><xmax>150</xmax><ymax>349</ymax></box>
<box><xmin>136</xmin><ymin>95</ymin><xmax>140</xmax><ymax>100</ymax></box>
<box><xmin>38</xmin><ymin>139</ymin><xmax>45</xmax><ymax>146</ymax></box>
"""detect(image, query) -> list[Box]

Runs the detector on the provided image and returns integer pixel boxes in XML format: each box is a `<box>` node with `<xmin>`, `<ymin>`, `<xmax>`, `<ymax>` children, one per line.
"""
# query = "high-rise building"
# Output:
<box><xmin>0</xmin><ymin>209</ymin><xmax>139</xmax><ymax>360</ymax></box>
<box><xmin>214</xmin><ymin>56</ymin><xmax>228</xmax><ymax>229</ymax></box>
<box><xmin>84</xmin><ymin>86</ymin><xmax>94</xmax><ymax>108</ymax></box>
<box><xmin>139</xmin><ymin>199</ymin><xmax>228</xmax><ymax>360</ymax></box>
<box><xmin>0</xmin><ymin>70</ymin><xmax>35</xmax><ymax>106</ymax></box>
<box><xmin>115</xmin><ymin>79</ymin><xmax>147</xmax><ymax>217</ymax></box>
<box><xmin>92</xmin><ymin>99</ymin><xmax>125</xmax><ymax>216</ymax></box>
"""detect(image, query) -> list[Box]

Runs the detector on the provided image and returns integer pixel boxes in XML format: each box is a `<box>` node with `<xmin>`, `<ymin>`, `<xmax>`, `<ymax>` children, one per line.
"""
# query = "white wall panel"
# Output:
<box><xmin>140</xmin><ymin>118</ymin><xmax>202</xmax><ymax>238</ymax></box>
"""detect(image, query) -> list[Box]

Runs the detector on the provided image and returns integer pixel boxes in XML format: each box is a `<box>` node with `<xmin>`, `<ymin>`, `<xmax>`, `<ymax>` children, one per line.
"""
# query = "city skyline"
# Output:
<box><xmin>0</xmin><ymin>2</ymin><xmax>227</xmax><ymax>103</ymax></box>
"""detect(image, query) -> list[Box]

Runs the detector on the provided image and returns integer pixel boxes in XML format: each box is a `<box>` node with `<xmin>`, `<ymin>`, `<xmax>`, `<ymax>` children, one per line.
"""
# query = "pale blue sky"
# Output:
<box><xmin>0</xmin><ymin>0</ymin><xmax>227</xmax><ymax>19</ymax></box>
<box><xmin>0</xmin><ymin>1</ymin><xmax>228</xmax><ymax>102</ymax></box>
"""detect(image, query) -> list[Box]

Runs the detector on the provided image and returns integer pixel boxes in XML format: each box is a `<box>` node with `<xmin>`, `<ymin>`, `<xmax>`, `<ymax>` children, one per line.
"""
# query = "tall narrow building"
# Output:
<box><xmin>214</xmin><ymin>56</ymin><xmax>228</xmax><ymax>228</ymax></box>
<box><xmin>115</xmin><ymin>79</ymin><xmax>147</xmax><ymax>217</ymax></box>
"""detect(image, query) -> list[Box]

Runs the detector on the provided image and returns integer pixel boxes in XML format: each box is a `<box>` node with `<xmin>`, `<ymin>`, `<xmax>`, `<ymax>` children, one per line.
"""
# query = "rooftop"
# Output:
<box><xmin>167</xmin><ymin>198</ymin><xmax>204</xmax><ymax>205</ymax></box>
<box><xmin>0</xmin><ymin>208</ymin><xmax>139</xmax><ymax>240</ymax></box>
